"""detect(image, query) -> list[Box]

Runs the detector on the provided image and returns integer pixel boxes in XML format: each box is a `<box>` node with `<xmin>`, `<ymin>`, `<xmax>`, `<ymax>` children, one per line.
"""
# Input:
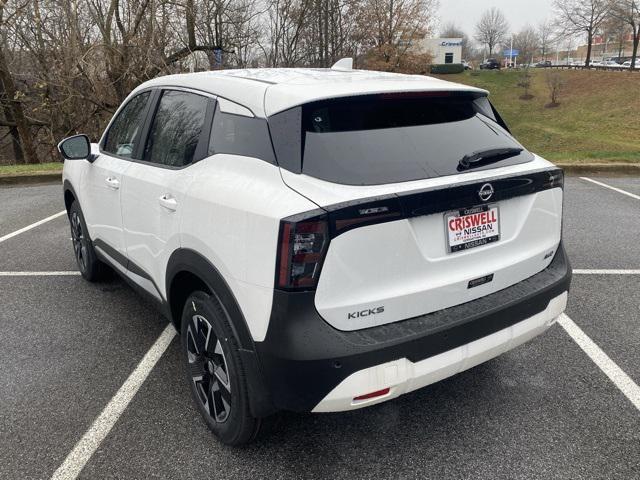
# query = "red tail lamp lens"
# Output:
<box><xmin>276</xmin><ymin>217</ymin><xmax>329</xmax><ymax>290</ymax></box>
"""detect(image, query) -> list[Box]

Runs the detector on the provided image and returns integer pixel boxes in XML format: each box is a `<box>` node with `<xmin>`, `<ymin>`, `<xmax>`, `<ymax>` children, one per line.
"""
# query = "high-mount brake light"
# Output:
<box><xmin>378</xmin><ymin>91</ymin><xmax>453</xmax><ymax>100</ymax></box>
<box><xmin>276</xmin><ymin>216</ymin><xmax>329</xmax><ymax>290</ymax></box>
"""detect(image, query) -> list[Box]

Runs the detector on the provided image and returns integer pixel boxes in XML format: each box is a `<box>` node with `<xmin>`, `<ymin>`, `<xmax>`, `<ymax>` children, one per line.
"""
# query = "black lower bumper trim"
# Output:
<box><xmin>255</xmin><ymin>243</ymin><xmax>571</xmax><ymax>412</ymax></box>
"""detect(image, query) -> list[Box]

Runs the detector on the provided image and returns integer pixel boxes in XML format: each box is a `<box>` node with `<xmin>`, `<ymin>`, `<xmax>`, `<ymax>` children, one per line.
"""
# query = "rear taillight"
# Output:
<box><xmin>276</xmin><ymin>215</ymin><xmax>329</xmax><ymax>290</ymax></box>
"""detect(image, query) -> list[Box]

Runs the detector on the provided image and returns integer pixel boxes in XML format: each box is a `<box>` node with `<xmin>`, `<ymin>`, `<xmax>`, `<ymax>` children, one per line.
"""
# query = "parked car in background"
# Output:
<box><xmin>479</xmin><ymin>58</ymin><xmax>500</xmax><ymax>70</ymax></box>
<box><xmin>535</xmin><ymin>60</ymin><xmax>552</xmax><ymax>68</ymax></box>
<box><xmin>462</xmin><ymin>60</ymin><xmax>472</xmax><ymax>70</ymax></box>
<box><xmin>601</xmin><ymin>60</ymin><xmax>623</xmax><ymax>67</ymax></box>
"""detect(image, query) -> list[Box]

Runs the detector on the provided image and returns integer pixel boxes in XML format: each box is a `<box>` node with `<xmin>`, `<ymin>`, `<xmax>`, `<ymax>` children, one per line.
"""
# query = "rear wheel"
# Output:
<box><xmin>68</xmin><ymin>201</ymin><xmax>108</xmax><ymax>281</ymax></box>
<box><xmin>181</xmin><ymin>291</ymin><xmax>261</xmax><ymax>446</ymax></box>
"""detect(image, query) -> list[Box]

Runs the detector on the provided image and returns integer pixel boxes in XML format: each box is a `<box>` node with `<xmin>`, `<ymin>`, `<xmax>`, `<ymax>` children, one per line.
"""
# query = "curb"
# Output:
<box><xmin>0</xmin><ymin>171</ymin><xmax>62</xmax><ymax>186</ymax></box>
<box><xmin>557</xmin><ymin>163</ymin><xmax>640</xmax><ymax>175</ymax></box>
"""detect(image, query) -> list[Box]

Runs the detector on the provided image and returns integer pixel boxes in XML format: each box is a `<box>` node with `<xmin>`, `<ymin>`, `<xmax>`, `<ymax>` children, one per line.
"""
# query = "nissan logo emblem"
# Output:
<box><xmin>478</xmin><ymin>183</ymin><xmax>494</xmax><ymax>202</ymax></box>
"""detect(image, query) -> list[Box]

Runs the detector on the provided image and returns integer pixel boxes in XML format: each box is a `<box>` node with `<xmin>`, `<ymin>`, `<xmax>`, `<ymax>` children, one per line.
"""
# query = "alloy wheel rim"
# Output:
<box><xmin>187</xmin><ymin>314</ymin><xmax>232</xmax><ymax>423</ymax></box>
<box><xmin>70</xmin><ymin>212</ymin><xmax>87</xmax><ymax>272</ymax></box>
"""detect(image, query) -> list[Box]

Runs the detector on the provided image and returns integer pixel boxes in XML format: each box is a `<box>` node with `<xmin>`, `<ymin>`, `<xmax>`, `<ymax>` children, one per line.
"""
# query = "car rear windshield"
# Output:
<box><xmin>268</xmin><ymin>92</ymin><xmax>533</xmax><ymax>185</ymax></box>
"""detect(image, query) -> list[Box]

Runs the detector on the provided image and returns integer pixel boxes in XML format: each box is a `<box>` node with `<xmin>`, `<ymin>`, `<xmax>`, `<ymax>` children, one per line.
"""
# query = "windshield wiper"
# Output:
<box><xmin>457</xmin><ymin>147</ymin><xmax>523</xmax><ymax>171</ymax></box>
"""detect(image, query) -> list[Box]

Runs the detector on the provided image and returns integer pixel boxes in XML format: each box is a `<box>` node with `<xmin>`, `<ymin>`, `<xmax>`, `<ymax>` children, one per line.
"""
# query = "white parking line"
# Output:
<box><xmin>573</xmin><ymin>269</ymin><xmax>640</xmax><ymax>275</ymax></box>
<box><xmin>558</xmin><ymin>313</ymin><xmax>640</xmax><ymax>412</ymax></box>
<box><xmin>0</xmin><ymin>210</ymin><xmax>67</xmax><ymax>243</ymax></box>
<box><xmin>0</xmin><ymin>271</ymin><xmax>81</xmax><ymax>276</ymax></box>
<box><xmin>580</xmin><ymin>177</ymin><xmax>640</xmax><ymax>201</ymax></box>
<box><xmin>50</xmin><ymin>324</ymin><xmax>177</xmax><ymax>480</ymax></box>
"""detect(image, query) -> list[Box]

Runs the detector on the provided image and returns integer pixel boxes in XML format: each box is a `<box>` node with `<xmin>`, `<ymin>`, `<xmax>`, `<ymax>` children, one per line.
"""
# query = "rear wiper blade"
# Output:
<box><xmin>457</xmin><ymin>147</ymin><xmax>523</xmax><ymax>171</ymax></box>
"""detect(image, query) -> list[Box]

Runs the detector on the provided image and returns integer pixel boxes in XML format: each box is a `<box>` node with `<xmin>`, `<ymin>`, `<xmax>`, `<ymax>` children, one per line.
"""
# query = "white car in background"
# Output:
<box><xmin>57</xmin><ymin>62</ymin><xmax>571</xmax><ymax>445</ymax></box>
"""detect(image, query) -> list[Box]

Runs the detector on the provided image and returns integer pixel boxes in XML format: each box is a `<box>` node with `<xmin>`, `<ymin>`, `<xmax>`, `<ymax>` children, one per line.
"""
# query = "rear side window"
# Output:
<box><xmin>208</xmin><ymin>104</ymin><xmax>276</xmax><ymax>164</ymax></box>
<box><xmin>103</xmin><ymin>91</ymin><xmax>150</xmax><ymax>158</ymax></box>
<box><xmin>269</xmin><ymin>93</ymin><xmax>532</xmax><ymax>185</ymax></box>
<box><xmin>144</xmin><ymin>90</ymin><xmax>208</xmax><ymax>167</ymax></box>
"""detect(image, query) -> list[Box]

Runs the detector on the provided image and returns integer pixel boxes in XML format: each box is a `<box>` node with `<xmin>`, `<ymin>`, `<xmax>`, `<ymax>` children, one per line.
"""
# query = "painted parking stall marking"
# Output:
<box><xmin>558</xmin><ymin>313</ymin><xmax>640</xmax><ymax>411</ymax></box>
<box><xmin>50</xmin><ymin>324</ymin><xmax>177</xmax><ymax>480</ymax></box>
<box><xmin>0</xmin><ymin>210</ymin><xmax>66</xmax><ymax>243</ymax></box>
<box><xmin>580</xmin><ymin>177</ymin><xmax>640</xmax><ymax>201</ymax></box>
<box><xmin>573</xmin><ymin>269</ymin><xmax>640</xmax><ymax>275</ymax></box>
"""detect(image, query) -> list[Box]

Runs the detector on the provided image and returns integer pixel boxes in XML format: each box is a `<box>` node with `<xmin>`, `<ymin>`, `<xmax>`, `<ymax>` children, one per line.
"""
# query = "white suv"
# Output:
<box><xmin>59</xmin><ymin>63</ymin><xmax>571</xmax><ymax>445</ymax></box>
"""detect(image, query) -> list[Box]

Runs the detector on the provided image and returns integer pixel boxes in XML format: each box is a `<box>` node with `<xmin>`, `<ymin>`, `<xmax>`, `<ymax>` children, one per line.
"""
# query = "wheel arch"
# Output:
<box><xmin>63</xmin><ymin>179</ymin><xmax>78</xmax><ymax>215</ymax></box>
<box><xmin>166</xmin><ymin>248</ymin><xmax>254</xmax><ymax>351</ymax></box>
<box><xmin>166</xmin><ymin>248</ymin><xmax>276</xmax><ymax>417</ymax></box>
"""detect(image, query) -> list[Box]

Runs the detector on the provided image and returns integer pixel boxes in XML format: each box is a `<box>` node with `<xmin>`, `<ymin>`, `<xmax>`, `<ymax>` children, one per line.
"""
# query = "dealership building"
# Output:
<box><xmin>413</xmin><ymin>38</ymin><xmax>464</xmax><ymax>64</ymax></box>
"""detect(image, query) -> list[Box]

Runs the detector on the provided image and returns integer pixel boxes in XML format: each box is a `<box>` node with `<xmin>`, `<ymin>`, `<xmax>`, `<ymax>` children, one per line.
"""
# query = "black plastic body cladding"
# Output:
<box><xmin>255</xmin><ymin>244</ymin><xmax>571</xmax><ymax>412</ymax></box>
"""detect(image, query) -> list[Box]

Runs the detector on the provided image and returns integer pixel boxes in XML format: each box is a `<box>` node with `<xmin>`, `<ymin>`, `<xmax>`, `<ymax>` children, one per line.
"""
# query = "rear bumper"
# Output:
<box><xmin>254</xmin><ymin>243</ymin><xmax>571</xmax><ymax>413</ymax></box>
<box><xmin>313</xmin><ymin>291</ymin><xmax>566</xmax><ymax>412</ymax></box>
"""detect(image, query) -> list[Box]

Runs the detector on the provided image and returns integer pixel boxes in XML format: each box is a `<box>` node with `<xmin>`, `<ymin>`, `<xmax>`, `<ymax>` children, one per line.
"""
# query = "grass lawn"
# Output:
<box><xmin>436</xmin><ymin>69</ymin><xmax>640</xmax><ymax>164</ymax></box>
<box><xmin>0</xmin><ymin>162</ymin><xmax>63</xmax><ymax>176</ymax></box>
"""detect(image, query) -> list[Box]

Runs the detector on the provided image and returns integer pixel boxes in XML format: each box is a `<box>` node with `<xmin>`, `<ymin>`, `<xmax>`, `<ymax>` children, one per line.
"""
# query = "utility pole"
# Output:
<box><xmin>510</xmin><ymin>35</ymin><xmax>514</xmax><ymax>67</ymax></box>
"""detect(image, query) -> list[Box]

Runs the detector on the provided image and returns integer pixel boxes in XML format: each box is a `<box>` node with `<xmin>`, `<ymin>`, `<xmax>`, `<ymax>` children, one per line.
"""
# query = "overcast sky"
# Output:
<box><xmin>438</xmin><ymin>0</ymin><xmax>555</xmax><ymax>38</ymax></box>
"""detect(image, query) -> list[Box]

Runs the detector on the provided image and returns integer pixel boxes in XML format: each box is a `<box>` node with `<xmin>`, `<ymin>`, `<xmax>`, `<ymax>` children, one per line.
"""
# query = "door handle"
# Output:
<box><xmin>159</xmin><ymin>194</ymin><xmax>178</xmax><ymax>212</ymax></box>
<box><xmin>105</xmin><ymin>177</ymin><xmax>120</xmax><ymax>190</ymax></box>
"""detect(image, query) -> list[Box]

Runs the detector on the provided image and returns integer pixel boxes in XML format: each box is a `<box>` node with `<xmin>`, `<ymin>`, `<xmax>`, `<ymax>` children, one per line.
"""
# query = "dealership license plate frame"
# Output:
<box><xmin>444</xmin><ymin>204</ymin><xmax>501</xmax><ymax>253</ymax></box>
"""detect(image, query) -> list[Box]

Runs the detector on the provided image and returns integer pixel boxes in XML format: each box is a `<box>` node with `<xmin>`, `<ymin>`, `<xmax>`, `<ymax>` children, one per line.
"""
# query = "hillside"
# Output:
<box><xmin>438</xmin><ymin>69</ymin><xmax>640</xmax><ymax>164</ymax></box>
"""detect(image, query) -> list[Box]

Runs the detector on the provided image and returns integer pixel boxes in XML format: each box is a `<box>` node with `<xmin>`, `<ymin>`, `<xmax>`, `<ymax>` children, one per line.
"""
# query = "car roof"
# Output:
<box><xmin>133</xmin><ymin>68</ymin><xmax>487</xmax><ymax>118</ymax></box>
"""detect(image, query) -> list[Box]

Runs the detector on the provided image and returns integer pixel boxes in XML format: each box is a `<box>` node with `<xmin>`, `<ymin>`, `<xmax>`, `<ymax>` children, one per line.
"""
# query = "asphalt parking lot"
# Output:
<box><xmin>1</xmin><ymin>176</ymin><xmax>639</xmax><ymax>480</ymax></box>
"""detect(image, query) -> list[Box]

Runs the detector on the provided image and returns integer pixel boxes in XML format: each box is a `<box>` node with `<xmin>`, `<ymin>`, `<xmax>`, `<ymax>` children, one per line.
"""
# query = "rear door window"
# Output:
<box><xmin>143</xmin><ymin>90</ymin><xmax>208</xmax><ymax>167</ymax></box>
<box><xmin>269</xmin><ymin>93</ymin><xmax>532</xmax><ymax>186</ymax></box>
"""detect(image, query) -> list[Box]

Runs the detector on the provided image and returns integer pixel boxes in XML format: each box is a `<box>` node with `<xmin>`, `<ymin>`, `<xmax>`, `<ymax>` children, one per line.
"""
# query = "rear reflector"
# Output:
<box><xmin>353</xmin><ymin>387</ymin><xmax>390</xmax><ymax>401</ymax></box>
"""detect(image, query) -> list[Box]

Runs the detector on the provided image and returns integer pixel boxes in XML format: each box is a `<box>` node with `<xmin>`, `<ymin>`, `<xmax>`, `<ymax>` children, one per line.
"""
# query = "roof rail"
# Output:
<box><xmin>331</xmin><ymin>58</ymin><xmax>353</xmax><ymax>71</ymax></box>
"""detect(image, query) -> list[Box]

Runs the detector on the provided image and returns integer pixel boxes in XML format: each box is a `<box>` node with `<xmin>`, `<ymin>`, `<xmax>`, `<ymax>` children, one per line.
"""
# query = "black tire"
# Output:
<box><xmin>68</xmin><ymin>200</ymin><xmax>109</xmax><ymax>282</ymax></box>
<box><xmin>181</xmin><ymin>291</ymin><xmax>261</xmax><ymax>446</ymax></box>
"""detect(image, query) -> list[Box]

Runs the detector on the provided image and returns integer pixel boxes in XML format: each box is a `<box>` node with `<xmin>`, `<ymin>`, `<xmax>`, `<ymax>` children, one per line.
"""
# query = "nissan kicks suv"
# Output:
<box><xmin>58</xmin><ymin>64</ymin><xmax>571</xmax><ymax>445</ymax></box>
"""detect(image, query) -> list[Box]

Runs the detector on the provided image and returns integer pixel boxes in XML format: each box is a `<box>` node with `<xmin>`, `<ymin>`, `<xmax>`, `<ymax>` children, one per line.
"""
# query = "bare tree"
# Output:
<box><xmin>0</xmin><ymin>0</ymin><xmax>39</xmax><ymax>164</ymax></box>
<box><xmin>603</xmin><ymin>12</ymin><xmax>631</xmax><ymax>58</ymax></box>
<box><xmin>357</xmin><ymin>0</ymin><xmax>438</xmax><ymax>72</ymax></box>
<box><xmin>474</xmin><ymin>7</ymin><xmax>509</xmax><ymax>56</ymax></box>
<box><xmin>546</xmin><ymin>71</ymin><xmax>566</xmax><ymax>106</ymax></box>
<box><xmin>514</xmin><ymin>25</ymin><xmax>540</xmax><ymax>64</ymax></box>
<box><xmin>609</xmin><ymin>0</ymin><xmax>640</xmax><ymax>68</ymax></box>
<box><xmin>517</xmin><ymin>67</ymin><xmax>534</xmax><ymax>99</ymax></box>
<box><xmin>538</xmin><ymin>20</ymin><xmax>556</xmax><ymax>61</ymax></box>
<box><xmin>554</xmin><ymin>0</ymin><xmax>609</xmax><ymax>66</ymax></box>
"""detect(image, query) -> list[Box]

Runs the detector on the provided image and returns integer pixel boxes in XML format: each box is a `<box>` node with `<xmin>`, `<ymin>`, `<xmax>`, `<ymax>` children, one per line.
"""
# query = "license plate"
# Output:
<box><xmin>445</xmin><ymin>205</ymin><xmax>500</xmax><ymax>253</ymax></box>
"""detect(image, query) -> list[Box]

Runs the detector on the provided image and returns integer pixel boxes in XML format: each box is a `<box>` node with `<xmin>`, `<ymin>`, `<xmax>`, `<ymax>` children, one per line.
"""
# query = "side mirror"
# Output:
<box><xmin>58</xmin><ymin>134</ymin><xmax>92</xmax><ymax>161</ymax></box>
